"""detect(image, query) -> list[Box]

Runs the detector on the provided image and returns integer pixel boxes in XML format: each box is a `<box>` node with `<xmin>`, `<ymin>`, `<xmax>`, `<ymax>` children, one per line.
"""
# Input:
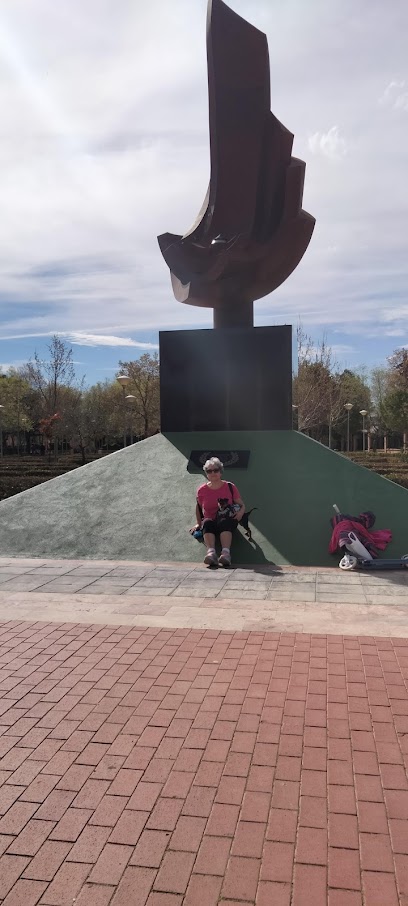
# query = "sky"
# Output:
<box><xmin>0</xmin><ymin>0</ymin><xmax>407</xmax><ymax>385</ymax></box>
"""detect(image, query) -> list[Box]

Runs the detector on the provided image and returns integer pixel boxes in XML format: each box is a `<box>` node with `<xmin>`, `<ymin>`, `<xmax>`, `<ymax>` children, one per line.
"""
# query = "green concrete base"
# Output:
<box><xmin>0</xmin><ymin>431</ymin><xmax>407</xmax><ymax>565</ymax></box>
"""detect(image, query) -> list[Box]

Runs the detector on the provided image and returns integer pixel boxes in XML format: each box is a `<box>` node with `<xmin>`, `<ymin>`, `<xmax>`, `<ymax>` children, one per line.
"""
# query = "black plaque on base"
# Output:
<box><xmin>160</xmin><ymin>325</ymin><xmax>292</xmax><ymax>432</ymax></box>
<box><xmin>187</xmin><ymin>450</ymin><xmax>250</xmax><ymax>473</ymax></box>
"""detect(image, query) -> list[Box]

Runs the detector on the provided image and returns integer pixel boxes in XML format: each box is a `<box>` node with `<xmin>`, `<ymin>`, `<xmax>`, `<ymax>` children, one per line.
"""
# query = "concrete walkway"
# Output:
<box><xmin>1</xmin><ymin>558</ymin><xmax>408</xmax><ymax>637</ymax></box>
<box><xmin>1</xmin><ymin>559</ymin><xmax>408</xmax><ymax>904</ymax></box>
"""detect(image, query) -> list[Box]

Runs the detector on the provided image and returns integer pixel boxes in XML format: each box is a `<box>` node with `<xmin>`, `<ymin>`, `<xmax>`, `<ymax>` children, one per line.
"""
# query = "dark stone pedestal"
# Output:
<box><xmin>160</xmin><ymin>325</ymin><xmax>292</xmax><ymax>432</ymax></box>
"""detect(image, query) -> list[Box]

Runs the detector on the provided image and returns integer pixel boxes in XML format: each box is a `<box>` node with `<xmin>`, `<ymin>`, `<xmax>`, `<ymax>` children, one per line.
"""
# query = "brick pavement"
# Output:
<box><xmin>1</xmin><ymin>620</ymin><xmax>408</xmax><ymax>904</ymax></box>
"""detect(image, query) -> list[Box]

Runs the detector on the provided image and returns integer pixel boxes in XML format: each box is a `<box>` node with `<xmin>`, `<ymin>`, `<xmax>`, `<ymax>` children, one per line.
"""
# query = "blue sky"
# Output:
<box><xmin>0</xmin><ymin>0</ymin><xmax>407</xmax><ymax>385</ymax></box>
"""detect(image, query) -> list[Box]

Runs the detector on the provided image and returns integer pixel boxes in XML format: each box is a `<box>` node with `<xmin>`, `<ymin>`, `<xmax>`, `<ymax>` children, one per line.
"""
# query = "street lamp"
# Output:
<box><xmin>0</xmin><ymin>405</ymin><xmax>4</xmax><ymax>457</ymax></box>
<box><xmin>344</xmin><ymin>402</ymin><xmax>353</xmax><ymax>453</ymax></box>
<box><xmin>116</xmin><ymin>375</ymin><xmax>130</xmax><ymax>447</ymax></box>
<box><xmin>360</xmin><ymin>409</ymin><xmax>368</xmax><ymax>452</ymax></box>
<box><xmin>125</xmin><ymin>394</ymin><xmax>136</xmax><ymax>445</ymax></box>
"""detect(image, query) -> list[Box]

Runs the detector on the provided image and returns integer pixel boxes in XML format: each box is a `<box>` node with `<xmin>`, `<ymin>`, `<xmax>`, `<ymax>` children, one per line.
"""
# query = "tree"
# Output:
<box><xmin>21</xmin><ymin>336</ymin><xmax>79</xmax><ymax>456</ymax></box>
<box><xmin>293</xmin><ymin>326</ymin><xmax>342</xmax><ymax>442</ymax></box>
<box><xmin>335</xmin><ymin>369</ymin><xmax>372</xmax><ymax>450</ymax></box>
<box><xmin>23</xmin><ymin>336</ymin><xmax>76</xmax><ymax>419</ymax></box>
<box><xmin>381</xmin><ymin>349</ymin><xmax>408</xmax><ymax>450</ymax></box>
<box><xmin>389</xmin><ymin>348</ymin><xmax>408</xmax><ymax>388</ymax></box>
<box><xmin>381</xmin><ymin>389</ymin><xmax>408</xmax><ymax>444</ymax></box>
<box><xmin>0</xmin><ymin>372</ymin><xmax>34</xmax><ymax>453</ymax></box>
<box><xmin>38</xmin><ymin>413</ymin><xmax>61</xmax><ymax>461</ymax></box>
<box><xmin>117</xmin><ymin>353</ymin><xmax>160</xmax><ymax>437</ymax></box>
<box><xmin>370</xmin><ymin>367</ymin><xmax>393</xmax><ymax>447</ymax></box>
<box><xmin>293</xmin><ymin>326</ymin><xmax>373</xmax><ymax>449</ymax></box>
<box><xmin>326</xmin><ymin>373</ymin><xmax>346</xmax><ymax>449</ymax></box>
<box><xmin>62</xmin><ymin>382</ymin><xmax>123</xmax><ymax>462</ymax></box>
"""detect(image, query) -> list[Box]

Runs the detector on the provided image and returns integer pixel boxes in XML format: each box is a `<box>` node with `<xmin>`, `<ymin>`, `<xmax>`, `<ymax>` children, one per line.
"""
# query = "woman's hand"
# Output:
<box><xmin>189</xmin><ymin>524</ymin><xmax>201</xmax><ymax>534</ymax></box>
<box><xmin>233</xmin><ymin>507</ymin><xmax>244</xmax><ymax>522</ymax></box>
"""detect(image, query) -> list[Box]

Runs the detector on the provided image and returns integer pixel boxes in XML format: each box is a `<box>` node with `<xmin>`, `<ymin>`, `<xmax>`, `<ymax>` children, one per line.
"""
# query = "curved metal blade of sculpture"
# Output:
<box><xmin>158</xmin><ymin>0</ymin><xmax>315</xmax><ymax>328</ymax></box>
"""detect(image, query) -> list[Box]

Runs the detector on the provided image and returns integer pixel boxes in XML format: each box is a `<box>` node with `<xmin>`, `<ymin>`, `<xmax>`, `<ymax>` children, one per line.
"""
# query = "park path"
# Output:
<box><xmin>1</xmin><ymin>558</ymin><xmax>408</xmax><ymax>637</ymax></box>
<box><xmin>1</xmin><ymin>615</ymin><xmax>408</xmax><ymax>905</ymax></box>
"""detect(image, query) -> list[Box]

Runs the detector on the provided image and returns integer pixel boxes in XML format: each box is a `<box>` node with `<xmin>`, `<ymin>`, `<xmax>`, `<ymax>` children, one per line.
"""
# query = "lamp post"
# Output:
<box><xmin>125</xmin><ymin>394</ymin><xmax>136</xmax><ymax>445</ymax></box>
<box><xmin>116</xmin><ymin>375</ymin><xmax>130</xmax><ymax>447</ymax></box>
<box><xmin>360</xmin><ymin>409</ymin><xmax>368</xmax><ymax>452</ymax></box>
<box><xmin>344</xmin><ymin>402</ymin><xmax>353</xmax><ymax>453</ymax></box>
<box><xmin>0</xmin><ymin>405</ymin><xmax>4</xmax><ymax>457</ymax></box>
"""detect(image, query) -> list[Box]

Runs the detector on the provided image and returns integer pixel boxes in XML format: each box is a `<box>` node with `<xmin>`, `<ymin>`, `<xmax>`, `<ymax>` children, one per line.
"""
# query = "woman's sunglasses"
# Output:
<box><xmin>206</xmin><ymin>468</ymin><xmax>220</xmax><ymax>474</ymax></box>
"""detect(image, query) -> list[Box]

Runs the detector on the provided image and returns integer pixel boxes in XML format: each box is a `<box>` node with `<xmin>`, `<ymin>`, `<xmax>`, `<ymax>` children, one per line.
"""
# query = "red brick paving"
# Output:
<box><xmin>0</xmin><ymin>624</ymin><xmax>408</xmax><ymax>903</ymax></box>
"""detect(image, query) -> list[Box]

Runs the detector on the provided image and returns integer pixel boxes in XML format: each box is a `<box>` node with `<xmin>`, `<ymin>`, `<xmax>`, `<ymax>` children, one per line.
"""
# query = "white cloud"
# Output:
<box><xmin>394</xmin><ymin>93</ymin><xmax>408</xmax><ymax>112</ymax></box>
<box><xmin>0</xmin><ymin>330</ymin><xmax>158</xmax><ymax>348</ymax></box>
<box><xmin>379</xmin><ymin>80</ymin><xmax>408</xmax><ymax>112</ymax></box>
<box><xmin>62</xmin><ymin>332</ymin><xmax>159</xmax><ymax>348</ymax></box>
<box><xmin>308</xmin><ymin>126</ymin><xmax>348</xmax><ymax>160</ymax></box>
<box><xmin>0</xmin><ymin>333</ymin><xmax>49</xmax><ymax>341</ymax></box>
<box><xmin>331</xmin><ymin>344</ymin><xmax>356</xmax><ymax>356</ymax></box>
<box><xmin>0</xmin><ymin>360</ymin><xmax>26</xmax><ymax>371</ymax></box>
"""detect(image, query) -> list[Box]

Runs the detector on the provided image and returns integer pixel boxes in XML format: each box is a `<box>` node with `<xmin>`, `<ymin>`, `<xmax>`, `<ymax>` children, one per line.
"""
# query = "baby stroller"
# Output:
<box><xmin>330</xmin><ymin>505</ymin><xmax>406</xmax><ymax>570</ymax></box>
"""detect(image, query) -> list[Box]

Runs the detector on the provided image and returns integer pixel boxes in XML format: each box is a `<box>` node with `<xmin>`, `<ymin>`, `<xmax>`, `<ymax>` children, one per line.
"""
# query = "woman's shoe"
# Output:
<box><xmin>218</xmin><ymin>551</ymin><xmax>231</xmax><ymax>568</ymax></box>
<box><xmin>204</xmin><ymin>551</ymin><xmax>218</xmax><ymax>568</ymax></box>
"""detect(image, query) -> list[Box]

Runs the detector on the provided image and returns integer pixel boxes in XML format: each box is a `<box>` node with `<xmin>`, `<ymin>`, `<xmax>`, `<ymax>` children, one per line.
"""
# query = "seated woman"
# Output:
<box><xmin>192</xmin><ymin>457</ymin><xmax>245</xmax><ymax>568</ymax></box>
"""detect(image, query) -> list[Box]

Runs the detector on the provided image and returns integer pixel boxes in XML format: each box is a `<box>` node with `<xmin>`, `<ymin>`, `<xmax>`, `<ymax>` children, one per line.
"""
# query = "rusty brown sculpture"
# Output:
<box><xmin>158</xmin><ymin>0</ymin><xmax>315</xmax><ymax>329</ymax></box>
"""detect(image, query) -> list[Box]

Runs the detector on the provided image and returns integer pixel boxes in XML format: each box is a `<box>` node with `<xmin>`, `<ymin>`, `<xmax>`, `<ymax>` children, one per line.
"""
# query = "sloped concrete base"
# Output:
<box><xmin>0</xmin><ymin>431</ymin><xmax>407</xmax><ymax>565</ymax></box>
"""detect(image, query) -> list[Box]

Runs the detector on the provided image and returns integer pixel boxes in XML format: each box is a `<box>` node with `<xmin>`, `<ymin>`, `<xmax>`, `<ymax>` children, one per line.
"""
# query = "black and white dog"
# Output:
<box><xmin>217</xmin><ymin>498</ymin><xmax>257</xmax><ymax>541</ymax></box>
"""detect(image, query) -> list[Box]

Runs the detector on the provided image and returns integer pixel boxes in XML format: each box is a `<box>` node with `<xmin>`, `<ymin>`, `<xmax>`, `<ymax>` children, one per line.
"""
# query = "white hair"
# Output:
<box><xmin>203</xmin><ymin>456</ymin><xmax>223</xmax><ymax>473</ymax></box>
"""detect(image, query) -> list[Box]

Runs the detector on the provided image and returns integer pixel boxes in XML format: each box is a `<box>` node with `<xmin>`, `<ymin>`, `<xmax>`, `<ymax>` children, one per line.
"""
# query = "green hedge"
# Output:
<box><xmin>0</xmin><ymin>475</ymin><xmax>53</xmax><ymax>499</ymax></box>
<box><xmin>0</xmin><ymin>455</ymin><xmax>104</xmax><ymax>501</ymax></box>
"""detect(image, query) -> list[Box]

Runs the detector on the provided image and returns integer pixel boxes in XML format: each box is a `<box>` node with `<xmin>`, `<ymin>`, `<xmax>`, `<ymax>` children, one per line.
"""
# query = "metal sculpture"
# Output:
<box><xmin>158</xmin><ymin>0</ymin><xmax>315</xmax><ymax>328</ymax></box>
